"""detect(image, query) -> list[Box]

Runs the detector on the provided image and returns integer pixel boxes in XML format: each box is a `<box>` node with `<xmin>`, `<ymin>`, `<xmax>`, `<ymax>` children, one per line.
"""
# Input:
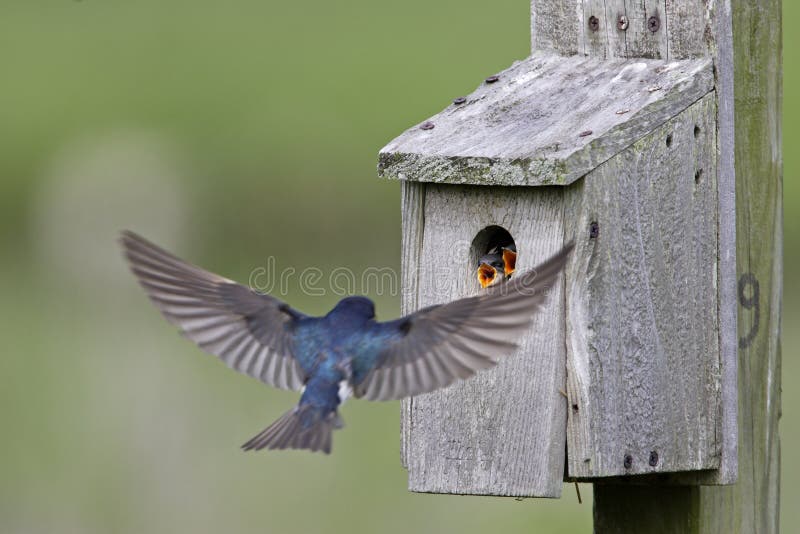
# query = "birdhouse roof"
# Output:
<box><xmin>378</xmin><ymin>54</ymin><xmax>712</xmax><ymax>186</ymax></box>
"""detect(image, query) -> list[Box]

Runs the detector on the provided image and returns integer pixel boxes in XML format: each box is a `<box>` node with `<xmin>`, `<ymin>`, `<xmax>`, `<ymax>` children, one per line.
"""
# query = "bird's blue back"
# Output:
<box><xmin>291</xmin><ymin>297</ymin><xmax>402</xmax><ymax>413</ymax></box>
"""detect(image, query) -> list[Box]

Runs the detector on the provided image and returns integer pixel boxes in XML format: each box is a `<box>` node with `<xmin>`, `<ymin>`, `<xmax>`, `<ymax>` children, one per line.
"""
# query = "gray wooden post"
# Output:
<box><xmin>592</xmin><ymin>0</ymin><xmax>782</xmax><ymax>531</ymax></box>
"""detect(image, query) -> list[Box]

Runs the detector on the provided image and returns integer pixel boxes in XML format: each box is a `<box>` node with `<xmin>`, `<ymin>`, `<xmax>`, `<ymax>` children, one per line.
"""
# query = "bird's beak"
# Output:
<box><xmin>478</xmin><ymin>263</ymin><xmax>498</xmax><ymax>288</ymax></box>
<box><xmin>502</xmin><ymin>248</ymin><xmax>517</xmax><ymax>276</ymax></box>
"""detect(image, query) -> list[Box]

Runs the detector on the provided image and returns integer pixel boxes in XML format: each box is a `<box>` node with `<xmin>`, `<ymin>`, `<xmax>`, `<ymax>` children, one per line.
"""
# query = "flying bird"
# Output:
<box><xmin>477</xmin><ymin>243</ymin><xmax>517</xmax><ymax>288</ymax></box>
<box><xmin>120</xmin><ymin>231</ymin><xmax>572</xmax><ymax>454</ymax></box>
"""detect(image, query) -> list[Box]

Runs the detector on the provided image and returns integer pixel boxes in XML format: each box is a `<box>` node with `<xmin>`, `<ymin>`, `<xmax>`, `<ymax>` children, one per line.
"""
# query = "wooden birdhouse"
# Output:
<box><xmin>378</xmin><ymin>1</ymin><xmax>740</xmax><ymax>499</ymax></box>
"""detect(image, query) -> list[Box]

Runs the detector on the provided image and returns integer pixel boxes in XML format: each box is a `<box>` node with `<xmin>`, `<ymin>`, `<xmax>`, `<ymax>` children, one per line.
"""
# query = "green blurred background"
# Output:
<box><xmin>0</xmin><ymin>2</ymin><xmax>791</xmax><ymax>532</ymax></box>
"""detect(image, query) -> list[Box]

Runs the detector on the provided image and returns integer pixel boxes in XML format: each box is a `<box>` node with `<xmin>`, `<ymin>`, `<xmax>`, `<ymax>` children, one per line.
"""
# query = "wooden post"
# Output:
<box><xmin>592</xmin><ymin>0</ymin><xmax>782</xmax><ymax>531</ymax></box>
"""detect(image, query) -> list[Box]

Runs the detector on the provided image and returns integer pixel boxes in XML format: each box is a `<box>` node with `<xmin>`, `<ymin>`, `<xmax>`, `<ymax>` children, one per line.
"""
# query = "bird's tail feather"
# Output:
<box><xmin>241</xmin><ymin>406</ymin><xmax>339</xmax><ymax>454</ymax></box>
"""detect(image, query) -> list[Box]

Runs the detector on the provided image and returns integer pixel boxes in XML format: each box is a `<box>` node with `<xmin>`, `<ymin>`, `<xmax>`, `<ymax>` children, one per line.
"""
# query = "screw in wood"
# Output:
<box><xmin>647</xmin><ymin>15</ymin><xmax>661</xmax><ymax>32</ymax></box>
<box><xmin>419</xmin><ymin>121</ymin><xmax>435</xmax><ymax>131</ymax></box>
<box><xmin>453</xmin><ymin>96</ymin><xmax>467</xmax><ymax>105</ymax></box>
<box><xmin>617</xmin><ymin>15</ymin><xmax>629</xmax><ymax>31</ymax></box>
<box><xmin>485</xmin><ymin>75</ymin><xmax>499</xmax><ymax>84</ymax></box>
<box><xmin>623</xmin><ymin>454</ymin><xmax>633</xmax><ymax>469</ymax></box>
<box><xmin>579</xmin><ymin>130</ymin><xmax>593</xmax><ymax>137</ymax></box>
<box><xmin>588</xmin><ymin>15</ymin><xmax>600</xmax><ymax>32</ymax></box>
<box><xmin>590</xmin><ymin>221</ymin><xmax>599</xmax><ymax>239</ymax></box>
<box><xmin>649</xmin><ymin>451</ymin><xmax>659</xmax><ymax>467</ymax></box>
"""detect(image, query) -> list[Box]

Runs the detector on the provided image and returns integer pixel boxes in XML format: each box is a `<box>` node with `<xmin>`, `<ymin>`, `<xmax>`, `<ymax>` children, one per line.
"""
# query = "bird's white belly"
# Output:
<box><xmin>337</xmin><ymin>380</ymin><xmax>353</xmax><ymax>405</ymax></box>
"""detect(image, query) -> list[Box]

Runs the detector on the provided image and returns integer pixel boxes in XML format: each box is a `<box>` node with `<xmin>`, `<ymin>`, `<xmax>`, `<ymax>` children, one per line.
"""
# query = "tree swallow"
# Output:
<box><xmin>120</xmin><ymin>231</ymin><xmax>572</xmax><ymax>454</ymax></box>
<box><xmin>477</xmin><ymin>243</ymin><xmax>517</xmax><ymax>289</ymax></box>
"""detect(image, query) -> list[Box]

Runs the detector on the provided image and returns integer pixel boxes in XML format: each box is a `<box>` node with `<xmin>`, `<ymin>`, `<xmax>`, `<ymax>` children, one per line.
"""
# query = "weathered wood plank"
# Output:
<box><xmin>564</xmin><ymin>93</ymin><xmax>720</xmax><ymax>478</ymax></box>
<box><xmin>404</xmin><ymin>185</ymin><xmax>567</xmax><ymax>497</ymax></box>
<box><xmin>580</xmin><ymin>0</ymin><xmax>610</xmax><ymax>57</ymax></box>
<box><xmin>531</xmin><ymin>0</ymin><xmax>580</xmax><ymax>56</ymax></box>
<box><xmin>695</xmin><ymin>0</ymin><xmax>782</xmax><ymax>527</ymax></box>
<box><xmin>399</xmin><ymin>181</ymin><xmax>425</xmax><ymax>469</ymax></box>
<box><xmin>625</xmin><ymin>0</ymin><xmax>668</xmax><ymax>59</ymax></box>
<box><xmin>594</xmin><ymin>0</ymin><xmax>781</xmax><ymax>530</ymax></box>
<box><xmin>665</xmin><ymin>0</ymin><xmax>708</xmax><ymax>60</ymax></box>
<box><xmin>379</xmin><ymin>55</ymin><xmax>713</xmax><ymax>187</ymax></box>
<box><xmin>529</xmin><ymin>0</ymin><xmax>709</xmax><ymax>61</ymax></box>
<box><xmin>708</xmin><ymin>0</ymin><xmax>739</xmax><ymax>490</ymax></box>
<box><xmin>603</xmin><ymin>0</ymin><xmax>629</xmax><ymax>58</ymax></box>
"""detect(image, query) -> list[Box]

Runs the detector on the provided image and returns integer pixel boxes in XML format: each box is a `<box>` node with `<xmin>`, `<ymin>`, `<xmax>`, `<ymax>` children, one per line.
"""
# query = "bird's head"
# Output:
<box><xmin>330</xmin><ymin>296</ymin><xmax>376</xmax><ymax>321</ymax></box>
<box><xmin>477</xmin><ymin>254</ymin><xmax>506</xmax><ymax>289</ymax></box>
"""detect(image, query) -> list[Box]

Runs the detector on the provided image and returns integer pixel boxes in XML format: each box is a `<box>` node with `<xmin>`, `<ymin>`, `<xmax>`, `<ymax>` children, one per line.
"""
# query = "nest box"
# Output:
<box><xmin>377</xmin><ymin>6</ymin><xmax>738</xmax><ymax>499</ymax></box>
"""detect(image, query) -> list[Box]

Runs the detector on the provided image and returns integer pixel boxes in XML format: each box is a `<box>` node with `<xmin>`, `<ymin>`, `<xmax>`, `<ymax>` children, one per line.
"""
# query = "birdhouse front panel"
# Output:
<box><xmin>403</xmin><ymin>184</ymin><xmax>568</xmax><ymax>498</ymax></box>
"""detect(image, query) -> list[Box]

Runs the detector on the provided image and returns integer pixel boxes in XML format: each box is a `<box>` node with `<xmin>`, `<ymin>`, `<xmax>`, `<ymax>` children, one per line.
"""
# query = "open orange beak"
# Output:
<box><xmin>502</xmin><ymin>248</ymin><xmax>517</xmax><ymax>276</ymax></box>
<box><xmin>478</xmin><ymin>263</ymin><xmax>497</xmax><ymax>288</ymax></box>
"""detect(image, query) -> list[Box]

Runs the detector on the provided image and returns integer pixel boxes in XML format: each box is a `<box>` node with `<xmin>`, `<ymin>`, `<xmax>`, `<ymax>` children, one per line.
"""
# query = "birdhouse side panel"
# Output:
<box><xmin>404</xmin><ymin>184</ymin><xmax>568</xmax><ymax>498</ymax></box>
<box><xmin>564</xmin><ymin>92</ymin><xmax>721</xmax><ymax>478</ymax></box>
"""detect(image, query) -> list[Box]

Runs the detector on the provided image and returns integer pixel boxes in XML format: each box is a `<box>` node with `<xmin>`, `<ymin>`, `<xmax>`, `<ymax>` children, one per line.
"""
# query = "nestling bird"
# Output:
<box><xmin>120</xmin><ymin>231</ymin><xmax>572</xmax><ymax>454</ymax></box>
<box><xmin>477</xmin><ymin>243</ymin><xmax>517</xmax><ymax>288</ymax></box>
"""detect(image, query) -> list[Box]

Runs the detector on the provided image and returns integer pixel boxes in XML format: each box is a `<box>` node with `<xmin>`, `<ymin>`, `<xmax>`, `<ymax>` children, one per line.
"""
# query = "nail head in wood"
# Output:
<box><xmin>419</xmin><ymin>121</ymin><xmax>435</xmax><ymax>131</ymax></box>
<box><xmin>453</xmin><ymin>96</ymin><xmax>467</xmax><ymax>105</ymax></box>
<box><xmin>484</xmin><ymin>75</ymin><xmax>499</xmax><ymax>84</ymax></box>
<box><xmin>649</xmin><ymin>451</ymin><xmax>659</xmax><ymax>467</ymax></box>
<box><xmin>623</xmin><ymin>454</ymin><xmax>633</xmax><ymax>470</ymax></box>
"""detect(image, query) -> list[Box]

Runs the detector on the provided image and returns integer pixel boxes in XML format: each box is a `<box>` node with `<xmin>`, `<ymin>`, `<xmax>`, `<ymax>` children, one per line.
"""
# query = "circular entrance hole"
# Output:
<box><xmin>471</xmin><ymin>225</ymin><xmax>517</xmax><ymax>288</ymax></box>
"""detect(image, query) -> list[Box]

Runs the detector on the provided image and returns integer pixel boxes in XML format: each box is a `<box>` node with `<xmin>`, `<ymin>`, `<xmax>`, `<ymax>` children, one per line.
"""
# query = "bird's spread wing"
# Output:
<box><xmin>120</xmin><ymin>231</ymin><xmax>307</xmax><ymax>391</ymax></box>
<box><xmin>354</xmin><ymin>243</ymin><xmax>574</xmax><ymax>401</ymax></box>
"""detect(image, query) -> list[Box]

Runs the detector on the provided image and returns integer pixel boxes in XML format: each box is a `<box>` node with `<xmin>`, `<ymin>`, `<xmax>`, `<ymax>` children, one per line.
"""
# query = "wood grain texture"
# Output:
<box><xmin>603</xmin><ymin>0</ymin><xmax>628</xmax><ymax>58</ymax></box>
<box><xmin>529</xmin><ymin>1</ymin><xmax>707</xmax><ymax>60</ymax></box>
<box><xmin>594</xmin><ymin>0</ymin><xmax>781</xmax><ymax>530</ymax></box>
<box><xmin>695</xmin><ymin>0</ymin><xmax>782</xmax><ymax>529</ymax></box>
<box><xmin>664</xmin><ymin>0</ymin><xmax>709</xmax><ymax>60</ymax></box>
<box><xmin>580</xmin><ymin>0</ymin><xmax>610</xmax><ymax>57</ymax></box>
<box><xmin>664</xmin><ymin>0</ymin><xmax>738</xmax><ymax>489</ymax></box>
<box><xmin>399</xmin><ymin>181</ymin><xmax>425</xmax><ymax>469</ymax></box>
<box><xmin>709</xmin><ymin>0</ymin><xmax>739</xmax><ymax>490</ymax></box>
<box><xmin>379</xmin><ymin>54</ymin><xmax>713</xmax><ymax>187</ymax></box>
<box><xmin>625</xmin><ymin>0</ymin><xmax>668</xmax><ymax>59</ymax></box>
<box><xmin>530</xmin><ymin>0</ymin><xmax>580</xmax><ymax>56</ymax></box>
<box><xmin>403</xmin><ymin>184</ymin><xmax>567</xmax><ymax>497</ymax></box>
<box><xmin>564</xmin><ymin>93</ymin><xmax>720</xmax><ymax>479</ymax></box>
